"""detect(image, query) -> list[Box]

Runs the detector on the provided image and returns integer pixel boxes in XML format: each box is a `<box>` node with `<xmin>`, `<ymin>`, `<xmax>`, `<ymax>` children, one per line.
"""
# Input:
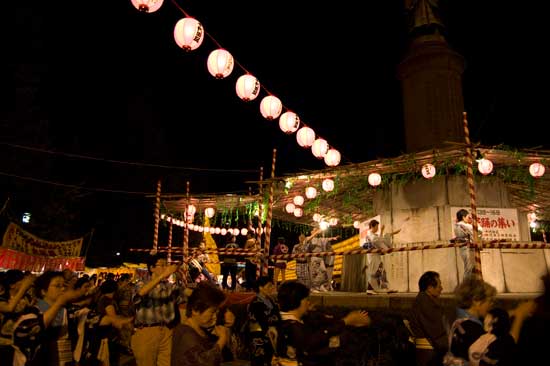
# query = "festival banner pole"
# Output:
<box><xmin>153</xmin><ymin>179</ymin><xmax>162</xmax><ymax>253</ymax></box>
<box><xmin>257</xmin><ymin>167</ymin><xmax>265</xmax><ymax>276</ymax></box>
<box><xmin>183</xmin><ymin>181</ymin><xmax>190</xmax><ymax>271</ymax></box>
<box><xmin>264</xmin><ymin>149</ymin><xmax>277</xmax><ymax>276</ymax></box>
<box><xmin>168</xmin><ymin>220</ymin><xmax>173</xmax><ymax>263</ymax></box>
<box><xmin>463</xmin><ymin>112</ymin><xmax>483</xmax><ymax>279</ymax></box>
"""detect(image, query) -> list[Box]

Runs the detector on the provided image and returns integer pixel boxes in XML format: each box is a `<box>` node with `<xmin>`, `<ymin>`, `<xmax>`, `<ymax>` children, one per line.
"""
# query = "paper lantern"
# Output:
<box><xmin>204</xmin><ymin>207</ymin><xmax>215</xmax><ymax>218</ymax></box>
<box><xmin>477</xmin><ymin>158</ymin><xmax>493</xmax><ymax>175</ymax></box>
<box><xmin>305</xmin><ymin>186</ymin><xmax>317</xmax><ymax>199</ymax></box>
<box><xmin>421</xmin><ymin>163</ymin><xmax>436</xmax><ymax>179</ymax></box>
<box><xmin>529</xmin><ymin>163</ymin><xmax>545</xmax><ymax>178</ymax></box>
<box><xmin>319</xmin><ymin>221</ymin><xmax>329</xmax><ymax>230</ymax></box>
<box><xmin>260</xmin><ymin>95</ymin><xmax>282</xmax><ymax>120</ymax></box>
<box><xmin>322</xmin><ymin>178</ymin><xmax>334</xmax><ymax>192</ymax></box>
<box><xmin>285</xmin><ymin>202</ymin><xmax>296</xmax><ymax>213</ymax></box>
<box><xmin>221</xmin><ymin>228</ymin><xmax>227</xmax><ymax>235</ymax></box>
<box><xmin>240</xmin><ymin>228</ymin><xmax>248</xmax><ymax>236</ymax></box>
<box><xmin>353</xmin><ymin>221</ymin><xmax>360</xmax><ymax>229</ymax></box>
<box><xmin>131</xmin><ymin>0</ymin><xmax>163</xmax><ymax>13</ymax></box>
<box><xmin>293</xmin><ymin>207</ymin><xmax>303</xmax><ymax>217</ymax></box>
<box><xmin>329</xmin><ymin>218</ymin><xmax>338</xmax><ymax>226</ymax></box>
<box><xmin>313</xmin><ymin>213</ymin><xmax>322</xmax><ymax>222</ymax></box>
<box><xmin>296</xmin><ymin>127</ymin><xmax>316</xmax><ymax>147</ymax></box>
<box><xmin>293</xmin><ymin>195</ymin><xmax>304</xmax><ymax>206</ymax></box>
<box><xmin>324</xmin><ymin>149</ymin><xmax>341</xmax><ymax>167</ymax></box>
<box><xmin>215</xmin><ymin>227</ymin><xmax>221</xmax><ymax>234</ymax></box>
<box><xmin>207</xmin><ymin>49</ymin><xmax>234</xmax><ymax>79</ymax></box>
<box><xmin>368</xmin><ymin>173</ymin><xmax>382</xmax><ymax>187</ymax></box>
<box><xmin>236</xmin><ymin>74</ymin><xmax>260</xmax><ymax>101</ymax></box>
<box><xmin>311</xmin><ymin>138</ymin><xmax>329</xmax><ymax>159</ymax></box>
<box><xmin>174</xmin><ymin>18</ymin><xmax>204</xmax><ymax>51</ymax></box>
<box><xmin>279</xmin><ymin>111</ymin><xmax>300</xmax><ymax>134</ymax></box>
<box><xmin>187</xmin><ymin>204</ymin><xmax>196</xmax><ymax>217</ymax></box>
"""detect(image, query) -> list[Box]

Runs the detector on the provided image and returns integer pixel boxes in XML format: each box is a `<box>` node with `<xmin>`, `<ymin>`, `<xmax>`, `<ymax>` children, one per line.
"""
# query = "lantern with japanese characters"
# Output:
<box><xmin>529</xmin><ymin>163</ymin><xmax>545</xmax><ymax>178</ymax></box>
<box><xmin>174</xmin><ymin>18</ymin><xmax>204</xmax><ymax>51</ymax></box>
<box><xmin>296</xmin><ymin>127</ymin><xmax>315</xmax><ymax>147</ymax></box>
<box><xmin>421</xmin><ymin>163</ymin><xmax>436</xmax><ymax>179</ymax></box>
<box><xmin>279</xmin><ymin>111</ymin><xmax>300</xmax><ymax>134</ymax></box>
<box><xmin>236</xmin><ymin>74</ymin><xmax>260</xmax><ymax>101</ymax></box>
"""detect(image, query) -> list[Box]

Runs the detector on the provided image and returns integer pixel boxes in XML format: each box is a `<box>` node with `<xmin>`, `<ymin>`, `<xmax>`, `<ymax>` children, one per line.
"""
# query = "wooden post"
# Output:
<box><xmin>153</xmin><ymin>180</ymin><xmax>161</xmax><ymax>252</ymax></box>
<box><xmin>264</xmin><ymin>149</ymin><xmax>277</xmax><ymax>275</ymax></box>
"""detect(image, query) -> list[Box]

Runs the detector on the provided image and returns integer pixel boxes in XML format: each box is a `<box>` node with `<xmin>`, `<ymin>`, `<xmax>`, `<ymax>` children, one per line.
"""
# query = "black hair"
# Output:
<box><xmin>146</xmin><ymin>252</ymin><xmax>167</xmax><ymax>274</ymax></box>
<box><xmin>277</xmin><ymin>280</ymin><xmax>310</xmax><ymax>312</ymax></box>
<box><xmin>456</xmin><ymin>209</ymin><xmax>469</xmax><ymax>222</ymax></box>
<box><xmin>185</xmin><ymin>282</ymin><xmax>226</xmax><ymax>318</ymax></box>
<box><xmin>100</xmin><ymin>279</ymin><xmax>118</xmax><ymax>294</ymax></box>
<box><xmin>34</xmin><ymin>271</ymin><xmax>64</xmax><ymax>299</ymax></box>
<box><xmin>369</xmin><ymin>219</ymin><xmax>379</xmax><ymax>229</ymax></box>
<box><xmin>74</xmin><ymin>276</ymin><xmax>91</xmax><ymax>290</ymax></box>
<box><xmin>418</xmin><ymin>271</ymin><xmax>440</xmax><ymax>292</ymax></box>
<box><xmin>254</xmin><ymin>276</ymin><xmax>273</xmax><ymax>293</ymax></box>
<box><xmin>486</xmin><ymin>307</ymin><xmax>511</xmax><ymax>337</ymax></box>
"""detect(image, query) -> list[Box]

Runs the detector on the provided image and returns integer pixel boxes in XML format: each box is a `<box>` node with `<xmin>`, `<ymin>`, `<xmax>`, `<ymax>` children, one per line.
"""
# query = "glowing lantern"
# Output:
<box><xmin>293</xmin><ymin>207</ymin><xmax>303</xmax><ymax>217</ymax></box>
<box><xmin>421</xmin><ymin>163</ymin><xmax>436</xmax><ymax>179</ymax></box>
<box><xmin>215</xmin><ymin>227</ymin><xmax>221</xmax><ymax>234</ymax></box>
<box><xmin>236</xmin><ymin>74</ymin><xmax>260</xmax><ymax>101</ymax></box>
<box><xmin>285</xmin><ymin>202</ymin><xmax>296</xmax><ymax>213</ymax></box>
<box><xmin>241</xmin><ymin>228</ymin><xmax>248</xmax><ymax>236</ymax></box>
<box><xmin>205</xmin><ymin>207</ymin><xmax>215</xmax><ymax>218</ymax></box>
<box><xmin>296</xmin><ymin>127</ymin><xmax>315</xmax><ymax>147</ymax></box>
<box><xmin>207</xmin><ymin>49</ymin><xmax>234</xmax><ymax>79</ymax></box>
<box><xmin>529</xmin><ymin>163</ymin><xmax>545</xmax><ymax>178</ymax></box>
<box><xmin>260</xmin><ymin>95</ymin><xmax>282</xmax><ymax>120</ymax></box>
<box><xmin>198</xmin><ymin>226</ymin><xmax>204</xmax><ymax>232</ymax></box>
<box><xmin>305</xmin><ymin>186</ymin><xmax>317</xmax><ymax>199</ymax></box>
<box><xmin>329</xmin><ymin>218</ymin><xmax>338</xmax><ymax>226</ymax></box>
<box><xmin>477</xmin><ymin>158</ymin><xmax>493</xmax><ymax>175</ymax></box>
<box><xmin>320</xmin><ymin>221</ymin><xmax>329</xmax><ymax>230</ymax></box>
<box><xmin>174</xmin><ymin>18</ymin><xmax>204</xmax><ymax>51</ymax></box>
<box><xmin>131</xmin><ymin>0</ymin><xmax>163</xmax><ymax>13</ymax></box>
<box><xmin>221</xmin><ymin>228</ymin><xmax>227</xmax><ymax>236</ymax></box>
<box><xmin>324</xmin><ymin>149</ymin><xmax>341</xmax><ymax>167</ymax></box>
<box><xmin>313</xmin><ymin>213</ymin><xmax>322</xmax><ymax>222</ymax></box>
<box><xmin>322</xmin><ymin>178</ymin><xmax>334</xmax><ymax>192</ymax></box>
<box><xmin>279</xmin><ymin>111</ymin><xmax>300</xmax><ymax>134</ymax></box>
<box><xmin>187</xmin><ymin>204</ymin><xmax>196</xmax><ymax>217</ymax></box>
<box><xmin>293</xmin><ymin>195</ymin><xmax>304</xmax><ymax>206</ymax></box>
<box><xmin>311</xmin><ymin>138</ymin><xmax>329</xmax><ymax>159</ymax></box>
<box><xmin>353</xmin><ymin>221</ymin><xmax>360</xmax><ymax>229</ymax></box>
<box><xmin>368</xmin><ymin>173</ymin><xmax>382</xmax><ymax>187</ymax></box>
<box><xmin>204</xmin><ymin>227</ymin><xmax>210</xmax><ymax>233</ymax></box>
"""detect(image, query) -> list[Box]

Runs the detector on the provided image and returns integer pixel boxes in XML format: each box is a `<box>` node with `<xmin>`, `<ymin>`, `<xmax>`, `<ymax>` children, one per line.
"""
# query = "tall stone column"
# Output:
<box><xmin>397</xmin><ymin>35</ymin><xmax>465</xmax><ymax>153</ymax></box>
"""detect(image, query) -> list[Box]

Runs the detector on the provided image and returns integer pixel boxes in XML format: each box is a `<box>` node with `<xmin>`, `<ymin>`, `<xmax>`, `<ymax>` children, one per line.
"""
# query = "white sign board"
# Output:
<box><xmin>450</xmin><ymin>207</ymin><xmax>520</xmax><ymax>241</ymax></box>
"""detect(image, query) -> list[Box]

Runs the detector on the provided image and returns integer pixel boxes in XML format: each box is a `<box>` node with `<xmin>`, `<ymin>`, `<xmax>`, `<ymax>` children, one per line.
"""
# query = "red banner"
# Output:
<box><xmin>0</xmin><ymin>247</ymin><xmax>85</xmax><ymax>272</ymax></box>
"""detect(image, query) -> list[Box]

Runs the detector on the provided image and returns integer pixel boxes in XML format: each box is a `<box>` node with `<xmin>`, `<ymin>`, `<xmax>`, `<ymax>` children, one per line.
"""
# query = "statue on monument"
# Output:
<box><xmin>405</xmin><ymin>0</ymin><xmax>446</xmax><ymax>38</ymax></box>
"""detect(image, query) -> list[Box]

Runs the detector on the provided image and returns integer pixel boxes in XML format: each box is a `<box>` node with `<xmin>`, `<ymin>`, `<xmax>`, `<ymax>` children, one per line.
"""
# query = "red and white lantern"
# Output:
<box><xmin>260</xmin><ymin>95</ymin><xmax>282</xmax><ymax>120</ymax></box>
<box><xmin>421</xmin><ymin>163</ymin><xmax>436</xmax><ymax>179</ymax></box>
<box><xmin>311</xmin><ymin>138</ymin><xmax>329</xmax><ymax>159</ymax></box>
<box><xmin>529</xmin><ymin>163</ymin><xmax>546</xmax><ymax>178</ymax></box>
<box><xmin>131</xmin><ymin>0</ymin><xmax>164</xmax><ymax>13</ymax></box>
<box><xmin>207</xmin><ymin>49</ymin><xmax>234</xmax><ymax>79</ymax></box>
<box><xmin>368</xmin><ymin>173</ymin><xmax>382</xmax><ymax>187</ymax></box>
<box><xmin>279</xmin><ymin>111</ymin><xmax>300</xmax><ymax>134</ymax></box>
<box><xmin>174</xmin><ymin>18</ymin><xmax>204</xmax><ymax>51</ymax></box>
<box><xmin>324</xmin><ymin>149</ymin><xmax>341</xmax><ymax>167</ymax></box>
<box><xmin>296</xmin><ymin>127</ymin><xmax>316</xmax><ymax>147</ymax></box>
<box><xmin>477</xmin><ymin>158</ymin><xmax>493</xmax><ymax>175</ymax></box>
<box><xmin>236</xmin><ymin>74</ymin><xmax>260</xmax><ymax>101</ymax></box>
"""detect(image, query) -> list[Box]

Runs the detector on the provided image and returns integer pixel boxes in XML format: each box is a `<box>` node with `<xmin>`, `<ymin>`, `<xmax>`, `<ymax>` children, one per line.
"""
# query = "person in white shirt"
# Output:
<box><xmin>365</xmin><ymin>220</ymin><xmax>400</xmax><ymax>294</ymax></box>
<box><xmin>454</xmin><ymin>209</ymin><xmax>482</xmax><ymax>282</ymax></box>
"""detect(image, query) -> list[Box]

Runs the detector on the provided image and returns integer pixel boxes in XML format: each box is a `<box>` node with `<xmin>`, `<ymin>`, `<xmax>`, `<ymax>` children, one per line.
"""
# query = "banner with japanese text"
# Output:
<box><xmin>2</xmin><ymin>222</ymin><xmax>83</xmax><ymax>257</ymax></box>
<box><xmin>450</xmin><ymin>207</ymin><xmax>520</xmax><ymax>241</ymax></box>
<box><xmin>0</xmin><ymin>247</ymin><xmax>85</xmax><ymax>272</ymax></box>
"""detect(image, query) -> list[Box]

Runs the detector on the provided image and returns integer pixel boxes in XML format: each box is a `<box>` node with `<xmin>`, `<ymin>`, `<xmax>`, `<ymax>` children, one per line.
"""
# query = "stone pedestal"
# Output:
<box><xmin>370</xmin><ymin>176</ymin><xmax>549</xmax><ymax>293</ymax></box>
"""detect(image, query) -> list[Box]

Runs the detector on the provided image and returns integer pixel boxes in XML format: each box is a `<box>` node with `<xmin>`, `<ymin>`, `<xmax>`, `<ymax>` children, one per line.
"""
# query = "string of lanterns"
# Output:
<box><xmin>130</xmin><ymin>0</ymin><xmax>342</xmax><ymax>167</ymax></box>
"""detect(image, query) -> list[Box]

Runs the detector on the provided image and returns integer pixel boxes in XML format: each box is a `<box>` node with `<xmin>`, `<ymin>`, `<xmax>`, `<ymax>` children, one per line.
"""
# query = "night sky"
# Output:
<box><xmin>4</xmin><ymin>1</ymin><xmax>545</xmax><ymax>266</ymax></box>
